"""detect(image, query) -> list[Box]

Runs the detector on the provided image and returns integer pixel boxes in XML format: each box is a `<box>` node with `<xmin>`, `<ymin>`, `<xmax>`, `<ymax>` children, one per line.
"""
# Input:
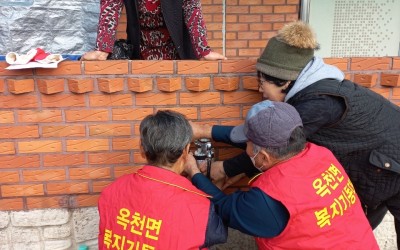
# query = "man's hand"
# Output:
<box><xmin>189</xmin><ymin>121</ymin><xmax>212</xmax><ymax>140</ymax></box>
<box><xmin>198</xmin><ymin>161</ymin><xmax>246</xmax><ymax>190</ymax></box>
<box><xmin>202</xmin><ymin>51</ymin><xmax>227</xmax><ymax>61</ymax></box>
<box><xmin>184</xmin><ymin>153</ymin><xmax>201</xmax><ymax>178</ymax></box>
<box><xmin>81</xmin><ymin>50</ymin><xmax>109</xmax><ymax>61</ymax></box>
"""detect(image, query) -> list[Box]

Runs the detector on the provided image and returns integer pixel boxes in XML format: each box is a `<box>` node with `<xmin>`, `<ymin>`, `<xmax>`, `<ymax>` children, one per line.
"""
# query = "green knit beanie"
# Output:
<box><xmin>256</xmin><ymin>21</ymin><xmax>319</xmax><ymax>81</ymax></box>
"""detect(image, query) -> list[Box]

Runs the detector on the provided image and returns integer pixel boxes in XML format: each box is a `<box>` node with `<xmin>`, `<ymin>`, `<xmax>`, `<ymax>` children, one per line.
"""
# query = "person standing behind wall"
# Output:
<box><xmin>81</xmin><ymin>0</ymin><xmax>227</xmax><ymax>61</ymax></box>
<box><xmin>98</xmin><ymin>110</ymin><xmax>227</xmax><ymax>249</ymax></box>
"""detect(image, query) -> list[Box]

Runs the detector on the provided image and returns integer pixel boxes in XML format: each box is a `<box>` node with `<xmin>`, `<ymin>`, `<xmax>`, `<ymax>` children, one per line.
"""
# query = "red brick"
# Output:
<box><xmin>89</xmin><ymin>124</ymin><xmax>132</xmax><ymax>136</ymax></box>
<box><xmin>65</xmin><ymin>109</ymin><xmax>109</xmax><ymax>122</ymax></box>
<box><xmin>0</xmin><ymin>198</ymin><xmax>24</xmax><ymax>210</ymax></box>
<box><xmin>272</xmin><ymin>22</ymin><xmax>286</xmax><ymax>31</ymax></box>
<box><xmin>274</xmin><ymin>5</ymin><xmax>297</xmax><ymax>13</ymax></box>
<box><xmin>42</xmin><ymin>125</ymin><xmax>86</xmax><ymax>137</ymax></box>
<box><xmin>0</xmin><ymin>171</ymin><xmax>19</xmax><ymax>183</ymax></box>
<box><xmin>2</xmin><ymin>184</ymin><xmax>44</xmax><ymax>197</ymax></box>
<box><xmin>324</xmin><ymin>58</ymin><xmax>349</xmax><ymax>71</ymax></box>
<box><xmin>132</xmin><ymin>61</ymin><xmax>174</xmax><ymax>74</ymax></box>
<box><xmin>44</xmin><ymin>153</ymin><xmax>85</xmax><ymax>167</ymax></box>
<box><xmin>128</xmin><ymin>78</ymin><xmax>153</xmax><ymax>92</ymax></box>
<box><xmin>92</xmin><ymin>180</ymin><xmax>113</xmax><ymax>193</ymax></box>
<box><xmin>226</xmin><ymin>23</ymin><xmax>250</xmax><ymax>32</ymax></box>
<box><xmin>133</xmin><ymin>152</ymin><xmax>146</xmax><ymax>164</ymax></box>
<box><xmin>41</xmin><ymin>94</ymin><xmax>85</xmax><ymax>108</ymax></box>
<box><xmin>89</xmin><ymin>94</ymin><xmax>132</xmax><ymax>107</ymax></box>
<box><xmin>221</xmin><ymin>60</ymin><xmax>256</xmax><ymax>73</ymax></box>
<box><xmin>0</xmin><ymin>126</ymin><xmax>38</xmax><ymax>139</ymax></box>
<box><xmin>350</xmin><ymin>57</ymin><xmax>391</xmax><ymax>71</ymax></box>
<box><xmin>226</xmin><ymin>6</ymin><xmax>249</xmax><ymax>14</ymax></box>
<box><xmin>250</xmin><ymin>5</ymin><xmax>272</xmax><ymax>13</ymax></box>
<box><xmin>89</xmin><ymin>152</ymin><xmax>130</xmax><ymax>165</ymax></box>
<box><xmin>97</xmin><ymin>78</ymin><xmax>124</xmax><ymax>93</ymax></box>
<box><xmin>0</xmin><ymin>142</ymin><xmax>15</xmax><ymax>155</ymax></box>
<box><xmin>226</xmin><ymin>15</ymin><xmax>238</xmax><ymax>23</ymax></box>
<box><xmin>249</xmin><ymin>23</ymin><xmax>272</xmax><ymax>32</ymax></box>
<box><xmin>223</xmin><ymin>91</ymin><xmax>262</xmax><ymax>104</ymax></box>
<box><xmin>393</xmin><ymin>58</ymin><xmax>400</xmax><ymax>70</ymax></box>
<box><xmin>23</xmin><ymin>169</ymin><xmax>66</xmax><ymax>182</ymax></box>
<box><xmin>66</xmin><ymin>139</ymin><xmax>109</xmax><ymax>152</ymax></box>
<box><xmin>214</xmin><ymin>77</ymin><xmax>240</xmax><ymax>91</ymax></box>
<box><xmin>135</xmin><ymin>92</ymin><xmax>177</xmax><ymax>105</ymax></box>
<box><xmin>0</xmin><ymin>111</ymin><xmax>14</xmax><ymax>124</ymax></box>
<box><xmin>180</xmin><ymin>92</ymin><xmax>221</xmax><ymax>105</ymax></box>
<box><xmin>243</xmin><ymin>76</ymin><xmax>259</xmax><ymax>90</ymax></box>
<box><xmin>7</xmin><ymin>79</ymin><xmax>35</xmax><ymax>94</ymax></box>
<box><xmin>69</xmin><ymin>167</ymin><xmax>111</xmax><ymax>180</ymax></box>
<box><xmin>27</xmin><ymin>196</ymin><xmax>69</xmax><ymax>209</ymax></box>
<box><xmin>239</xmin><ymin>49</ymin><xmax>262</xmax><ymax>57</ymax></box>
<box><xmin>18</xmin><ymin>110</ymin><xmax>62</xmax><ymax>123</ymax></box>
<box><xmin>185</xmin><ymin>77</ymin><xmax>211</xmax><ymax>92</ymax></box>
<box><xmin>226</xmin><ymin>40</ymin><xmax>248</xmax><ymax>48</ymax></box>
<box><xmin>380</xmin><ymin>74</ymin><xmax>400</xmax><ymax>87</ymax></box>
<box><xmin>18</xmin><ymin>140</ymin><xmax>62</xmax><ymax>153</ymax></box>
<box><xmin>200</xmin><ymin>106</ymin><xmax>241</xmax><ymax>119</ymax></box>
<box><xmin>0</xmin><ymin>155</ymin><xmax>40</xmax><ymax>169</ymax></box>
<box><xmin>156</xmin><ymin>77</ymin><xmax>182</xmax><ymax>92</ymax></box>
<box><xmin>177</xmin><ymin>61</ymin><xmax>218</xmax><ymax>74</ymax></box>
<box><xmin>112</xmin><ymin>108</ymin><xmax>153</xmax><ymax>121</ymax></box>
<box><xmin>37</xmin><ymin>79</ymin><xmax>65</xmax><ymax>94</ymax></box>
<box><xmin>263</xmin><ymin>0</ymin><xmax>285</xmax><ymax>4</ymax></box>
<box><xmin>72</xmin><ymin>194</ymin><xmax>100</xmax><ymax>207</ymax></box>
<box><xmin>0</xmin><ymin>62</ymin><xmax>32</xmax><ymax>76</ymax></box>
<box><xmin>68</xmin><ymin>79</ymin><xmax>94</xmax><ymax>93</ymax></box>
<box><xmin>353</xmin><ymin>74</ymin><xmax>378</xmax><ymax>88</ymax></box>
<box><xmin>156</xmin><ymin>107</ymin><xmax>198</xmax><ymax>120</ymax></box>
<box><xmin>371</xmin><ymin>88</ymin><xmax>390</xmax><ymax>99</ymax></box>
<box><xmin>36</xmin><ymin>61</ymin><xmax>82</xmax><ymax>75</ymax></box>
<box><xmin>84</xmin><ymin>61</ymin><xmax>129</xmax><ymax>75</ymax></box>
<box><xmin>114</xmin><ymin>166</ymin><xmax>142</xmax><ymax>178</ymax></box>
<box><xmin>0</xmin><ymin>79</ymin><xmax>4</xmax><ymax>92</ymax></box>
<box><xmin>393</xmin><ymin>88</ymin><xmax>400</xmax><ymax>99</ymax></box>
<box><xmin>47</xmin><ymin>182</ymin><xmax>89</xmax><ymax>195</ymax></box>
<box><xmin>262</xmin><ymin>14</ymin><xmax>285</xmax><ymax>22</ymax></box>
<box><xmin>112</xmin><ymin>138</ymin><xmax>140</xmax><ymax>150</ymax></box>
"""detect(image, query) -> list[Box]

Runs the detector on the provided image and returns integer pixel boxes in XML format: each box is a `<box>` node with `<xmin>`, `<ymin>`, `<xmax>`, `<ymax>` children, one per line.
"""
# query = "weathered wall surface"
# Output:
<box><xmin>0</xmin><ymin>208</ymin><xmax>395</xmax><ymax>249</ymax></box>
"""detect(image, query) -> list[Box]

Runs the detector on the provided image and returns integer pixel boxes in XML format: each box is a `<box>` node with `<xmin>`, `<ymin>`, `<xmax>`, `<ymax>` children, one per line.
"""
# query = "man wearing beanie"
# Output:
<box><xmin>191</xmin><ymin>20</ymin><xmax>400</xmax><ymax>247</ymax></box>
<box><xmin>186</xmin><ymin>100</ymin><xmax>379</xmax><ymax>249</ymax></box>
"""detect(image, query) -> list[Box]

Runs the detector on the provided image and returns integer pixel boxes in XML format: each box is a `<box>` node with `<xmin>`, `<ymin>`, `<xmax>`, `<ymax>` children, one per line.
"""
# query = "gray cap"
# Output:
<box><xmin>230</xmin><ymin>100</ymin><xmax>303</xmax><ymax>148</ymax></box>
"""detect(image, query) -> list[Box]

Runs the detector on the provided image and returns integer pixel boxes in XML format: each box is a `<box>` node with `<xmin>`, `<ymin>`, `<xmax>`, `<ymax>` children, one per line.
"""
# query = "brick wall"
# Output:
<box><xmin>0</xmin><ymin>57</ymin><xmax>399</xmax><ymax>211</ymax></box>
<box><xmin>116</xmin><ymin>0</ymin><xmax>300</xmax><ymax>59</ymax></box>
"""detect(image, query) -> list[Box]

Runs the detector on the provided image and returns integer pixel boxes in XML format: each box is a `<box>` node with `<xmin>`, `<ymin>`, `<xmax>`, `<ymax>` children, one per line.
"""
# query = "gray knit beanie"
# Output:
<box><xmin>256</xmin><ymin>21</ymin><xmax>319</xmax><ymax>81</ymax></box>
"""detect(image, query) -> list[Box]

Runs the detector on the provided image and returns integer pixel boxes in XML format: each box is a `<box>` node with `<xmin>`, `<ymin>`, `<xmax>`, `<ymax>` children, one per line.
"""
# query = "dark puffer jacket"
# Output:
<box><xmin>288</xmin><ymin>79</ymin><xmax>400</xmax><ymax>210</ymax></box>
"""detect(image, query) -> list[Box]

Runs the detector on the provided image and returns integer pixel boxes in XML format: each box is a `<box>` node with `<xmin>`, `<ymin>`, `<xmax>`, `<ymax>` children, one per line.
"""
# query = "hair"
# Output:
<box><xmin>257</xmin><ymin>71</ymin><xmax>295</xmax><ymax>94</ymax></box>
<box><xmin>139</xmin><ymin>110</ymin><xmax>193</xmax><ymax>167</ymax></box>
<box><xmin>253</xmin><ymin>126</ymin><xmax>306</xmax><ymax>160</ymax></box>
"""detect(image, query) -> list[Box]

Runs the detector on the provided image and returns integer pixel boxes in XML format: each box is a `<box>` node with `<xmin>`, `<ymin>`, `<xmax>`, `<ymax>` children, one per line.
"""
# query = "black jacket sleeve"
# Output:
<box><xmin>201</xmin><ymin>204</ymin><xmax>228</xmax><ymax>248</ymax></box>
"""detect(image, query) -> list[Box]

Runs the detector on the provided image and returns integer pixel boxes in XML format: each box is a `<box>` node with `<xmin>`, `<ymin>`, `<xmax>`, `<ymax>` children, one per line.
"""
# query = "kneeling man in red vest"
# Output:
<box><xmin>185</xmin><ymin>100</ymin><xmax>379</xmax><ymax>249</ymax></box>
<box><xmin>98</xmin><ymin>110</ymin><xmax>227</xmax><ymax>249</ymax></box>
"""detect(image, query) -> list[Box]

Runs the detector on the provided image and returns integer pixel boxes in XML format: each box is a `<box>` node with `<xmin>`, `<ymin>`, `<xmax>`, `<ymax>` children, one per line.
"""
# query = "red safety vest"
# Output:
<box><xmin>98</xmin><ymin>166</ymin><xmax>211</xmax><ymax>250</ymax></box>
<box><xmin>251</xmin><ymin>143</ymin><xmax>379</xmax><ymax>250</ymax></box>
